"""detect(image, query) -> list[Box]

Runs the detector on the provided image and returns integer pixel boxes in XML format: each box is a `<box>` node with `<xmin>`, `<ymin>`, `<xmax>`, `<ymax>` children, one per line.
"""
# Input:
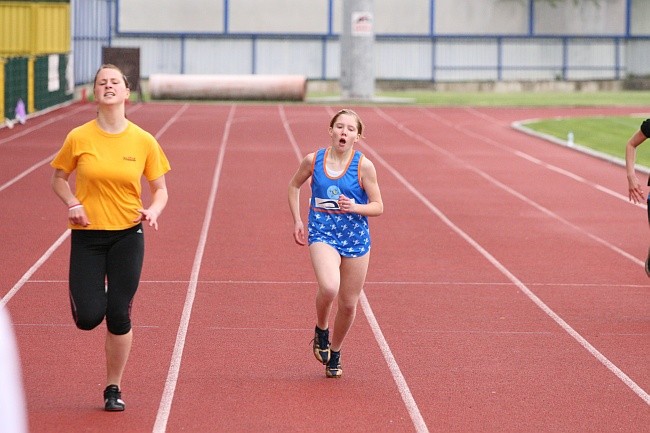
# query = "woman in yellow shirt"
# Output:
<box><xmin>51</xmin><ymin>64</ymin><xmax>170</xmax><ymax>411</ymax></box>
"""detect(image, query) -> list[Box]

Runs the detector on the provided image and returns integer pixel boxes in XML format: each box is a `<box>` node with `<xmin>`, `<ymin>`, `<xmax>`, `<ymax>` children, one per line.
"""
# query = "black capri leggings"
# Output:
<box><xmin>69</xmin><ymin>224</ymin><xmax>144</xmax><ymax>335</ymax></box>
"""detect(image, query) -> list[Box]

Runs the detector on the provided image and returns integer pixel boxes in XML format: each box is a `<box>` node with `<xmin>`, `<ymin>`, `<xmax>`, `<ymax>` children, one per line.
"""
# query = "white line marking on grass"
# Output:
<box><xmin>373</xmin><ymin>108</ymin><xmax>650</xmax><ymax>406</ymax></box>
<box><xmin>153</xmin><ymin>105</ymin><xmax>235</xmax><ymax>433</ymax></box>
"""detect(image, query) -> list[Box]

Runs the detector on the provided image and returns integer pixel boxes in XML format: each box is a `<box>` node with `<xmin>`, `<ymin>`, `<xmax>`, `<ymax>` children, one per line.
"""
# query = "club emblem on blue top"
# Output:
<box><xmin>327</xmin><ymin>185</ymin><xmax>341</xmax><ymax>199</ymax></box>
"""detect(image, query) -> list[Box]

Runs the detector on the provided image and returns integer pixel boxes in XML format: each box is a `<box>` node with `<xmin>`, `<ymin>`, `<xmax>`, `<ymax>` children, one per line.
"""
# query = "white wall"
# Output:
<box><xmin>72</xmin><ymin>0</ymin><xmax>650</xmax><ymax>84</ymax></box>
<box><xmin>118</xmin><ymin>0</ymin><xmax>644</xmax><ymax>36</ymax></box>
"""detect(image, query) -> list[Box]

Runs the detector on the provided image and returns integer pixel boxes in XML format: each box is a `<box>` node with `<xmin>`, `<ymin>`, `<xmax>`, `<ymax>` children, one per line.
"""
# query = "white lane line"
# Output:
<box><xmin>26</xmin><ymin>279</ymin><xmax>649</xmax><ymax>289</ymax></box>
<box><xmin>459</xmin><ymin>107</ymin><xmax>646</xmax><ymax>209</ymax></box>
<box><xmin>359</xmin><ymin>292</ymin><xmax>430</xmax><ymax>433</ymax></box>
<box><xmin>0</xmin><ymin>103</ymin><xmax>91</xmax><ymax>146</ymax></box>
<box><xmin>153</xmin><ymin>105</ymin><xmax>236</xmax><ymax>433</ymax></box>
<box><xmin>1</xmin><ymin>230</ymin><xmax>70</xmax><ymax>308</ymax></box>
<box><xmin>281</xmin><ymin>105</ymin><xmax>430</xmax><ymax>433</ymax></box>
<box><xmin>380</xmin><ymin>108</ymin><xmax>645</xmax><ymax>267</ymax></box>
<box><xmin>153</xmin><ymin>104</ymin><xmax>189</xmax><ymax>140</ymax></box>
<box><xmin>373</xmin><ymin>108</ymin><xmax>650</xmax><ymax>406</ymax></box>
<box><xmin>0</xmin><ymin>153</ymin><xmax>58</xmax><ymax>193</ymax></box>
<box><xmin>278</xmin><ymin>105</ymin><xmax>304</xmax><ymax>161</ymax></box>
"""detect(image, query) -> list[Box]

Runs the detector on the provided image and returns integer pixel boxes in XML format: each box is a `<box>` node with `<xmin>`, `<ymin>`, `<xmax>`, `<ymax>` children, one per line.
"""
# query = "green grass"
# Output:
<box><xmin>431</xmin><ymin>91</ymin><xmax>648</xmax><ymax>107</ymax></box>
<box><xmin>368</xmin><ymin>89</ymin><xmax>650</xmax><ymax>168</ymax></box>
<box><xmin>331</xmin><ymin>90</ymin><xmax>650</xmax><ymax>107</ymax></box>
<box><xmin>519</xmin><ymin>116</ymin><xmax>650</xmax><ymax>168</ymax></box>
<box><xmin>374</xmin><ymin>90</ymin><xmax>649</xmax><ymax>167</ymax></box>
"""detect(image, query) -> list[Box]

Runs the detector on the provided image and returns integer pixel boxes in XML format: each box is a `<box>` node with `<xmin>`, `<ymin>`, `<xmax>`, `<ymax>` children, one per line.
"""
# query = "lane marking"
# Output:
<box><xmin>278</xmin><ymin>105</ymin><xmax>304</xmax><ymax>161</ymax></box>
<box><xmin>0</xmin><ymin>103</ymin><xmax>91</xmax><ymax>146</ymax></box>
<box><xmin>11</xmin><ymin>323</ymin><xmax>160</xmax><ymax>329</ymax></box>
<box><xmin>153</xmin><ymin>105</ymin><xmax>236</xmax><ymax>433</ymax></box>
<box><xmin>379</xmin><ymin>108</ymin><xmax>644</xmax><ymax>267</ymax></box>
<box><xmin>24</xmin><ymin>279</ymin><xmax>650</xmax><ymax>289</ymax></box>
<box><xmin>359</xmin><ymin>292</ymin><xmax>430</xmax><ymax>433</ymax></box>
<box><xmin>0</xmin><ymin>153</ymin><xmax>58</xmax><ymax>193</ymax></box>
<box><xmin>0</xmin><ymin>230</ymin><xmax>70</xmax><ymax>308</ymax></box>
<box><xmin>372</xmin><ymin>108</ymin><xmax>650</xmax><ymax>406</ymax></box>
<box><xmin>460</xmin><ymin>107</ymin><xmax>646</xmax><ymax>209</ymax></box>
<box><xmin>281</xmin><ymin>106</ymin><xmax>430</xmax><ymax>433</ymax></box>
<box><xmin>153</xmin><ymin>104</ymin><xmax>189</xmax><ymax>140</ymax></box>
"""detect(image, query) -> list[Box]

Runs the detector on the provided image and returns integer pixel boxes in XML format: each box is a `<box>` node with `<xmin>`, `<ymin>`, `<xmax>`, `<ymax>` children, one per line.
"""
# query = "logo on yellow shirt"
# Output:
<box><xmin>123</xmin><ymin>156</ymin><xmax>136</xmax><ymax>162</ymax></box>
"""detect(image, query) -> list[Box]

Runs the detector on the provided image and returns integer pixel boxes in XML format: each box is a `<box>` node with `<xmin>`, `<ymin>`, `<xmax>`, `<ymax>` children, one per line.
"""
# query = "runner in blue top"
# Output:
<box><xmin>288</xmin><ymin>109</ymin><xmax>383</xmax><ymax>378</ymax></box>
<box><xmin>308</xmin><ymin>147</ymin><xmax>370</xmax><ymax>257</ymax></box>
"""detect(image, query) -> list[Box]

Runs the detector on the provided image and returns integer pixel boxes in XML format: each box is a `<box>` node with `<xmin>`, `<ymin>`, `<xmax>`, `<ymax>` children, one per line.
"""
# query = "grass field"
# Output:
<box><xmin>519</xmin><ymin>116</ymin><xmax>650</xmax><ymax>168</ymax></box>
<box><xmin>372</xmin><ymin>90</ymin><xmax>650</xmax><ymax>108</ymax></box>
<box><xmin>369</xmin><ymin>89</ymin><xmax>650</xmax><ymax>169</ymax></box>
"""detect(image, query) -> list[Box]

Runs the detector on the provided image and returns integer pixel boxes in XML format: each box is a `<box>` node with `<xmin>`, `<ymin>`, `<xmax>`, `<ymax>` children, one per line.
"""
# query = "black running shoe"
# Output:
<box><xmin>326</xmin><ymin>350</ymin><xmax>342</xmax><ymax>378</ymax></box>
<box><xmin>312</xmin><ymin>326</ymin><xmax>330</xmax><ymax>365</ymax></box>
<box><xmin>104</xmin><ymin>385</ymin><xmax>125</xmax><ymax>411</ymax></box>
<box><xmin>645</xmin><ymin>248</ymin><xmax>650</xmax><ymax>277</ymax></box>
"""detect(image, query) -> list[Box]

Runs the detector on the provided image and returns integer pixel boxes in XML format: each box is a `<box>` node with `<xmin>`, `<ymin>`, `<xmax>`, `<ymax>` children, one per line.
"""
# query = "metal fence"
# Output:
<box><xmin>71</xmin><ymin>0</ymin><xmax>650</xmax><ymax>86</ymax></box>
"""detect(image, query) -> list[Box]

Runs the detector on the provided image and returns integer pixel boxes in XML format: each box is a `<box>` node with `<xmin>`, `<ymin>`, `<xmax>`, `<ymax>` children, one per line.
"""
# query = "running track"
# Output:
<box><xmin>1</xmin><ymin>102</ymin><xmax>648</xmax><ymax>432</ymax></box>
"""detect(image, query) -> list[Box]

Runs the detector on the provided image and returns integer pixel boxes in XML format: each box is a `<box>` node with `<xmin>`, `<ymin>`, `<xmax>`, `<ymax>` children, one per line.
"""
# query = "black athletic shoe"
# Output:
<box><xmin>645</xmin><ymin>249</ymin><xmax>650</xmax><ymax>277</ymax></box>
<box><xmin>104</xmin><ymin>385</ymin><xmax>125</xmax><ymax>412</ymax></box>
<box><xmin>312</xmin><ymin>326</ymin><xmax>330</xmax><ymax>365</ymax></box>
<box><xmin>326</xmin><ymin>350</ymin><xmax>342</xmax><ymax>378</ymax></box>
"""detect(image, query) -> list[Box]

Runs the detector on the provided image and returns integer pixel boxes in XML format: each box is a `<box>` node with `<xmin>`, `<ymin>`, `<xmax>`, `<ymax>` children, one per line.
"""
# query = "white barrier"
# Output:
<box><xmin>148</xmin><ymin>74</ymin><xmax>307</xmax><ymax>101</ymax></box>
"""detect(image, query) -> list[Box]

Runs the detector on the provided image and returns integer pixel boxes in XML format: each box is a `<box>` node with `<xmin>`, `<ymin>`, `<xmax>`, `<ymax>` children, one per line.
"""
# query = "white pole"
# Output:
<box><xmin>340</xmin><ymin>0</ymin><xmax>375</xmax><ymax>100</ymax></box>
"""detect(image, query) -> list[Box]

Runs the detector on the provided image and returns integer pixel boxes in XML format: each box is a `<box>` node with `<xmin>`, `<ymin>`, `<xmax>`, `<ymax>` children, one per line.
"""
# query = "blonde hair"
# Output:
<box><xmin>329</xmin><ymin>109</ymin><xmax>364</xmax><ymax>137</ymax></box>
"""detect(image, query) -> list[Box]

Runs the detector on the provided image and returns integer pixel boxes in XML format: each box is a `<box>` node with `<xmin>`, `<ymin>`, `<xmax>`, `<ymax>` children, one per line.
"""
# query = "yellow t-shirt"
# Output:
<box><xmin>51</xmin><ymin>119</ymin><xmax>171</xmax><ymax>230</ymax></box>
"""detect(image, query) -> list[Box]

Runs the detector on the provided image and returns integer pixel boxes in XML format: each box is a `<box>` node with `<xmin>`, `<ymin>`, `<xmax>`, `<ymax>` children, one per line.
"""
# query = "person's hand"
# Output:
<box><xmin>293</xmin><ymin>221</ymin><xmax>306</xmax><ymax>246</ymax></box>
<box><xmin>135</xmin><ymin>208</ymin><xmax>160</xmax><ymax>230</ymax></box>
<box><xmin>628</xmin><ymin>176</ymin><xmax>645</xmax><ymax>204</ymax></box>
<box><xmin>68</xmin><ymin>204</ymin><xmax>90</xmax><ymax>227</ymax></box>
<box><xmin>338</xmin><ymin>194</ymin><xmax>354</xmax><ymax>213</ymax></box>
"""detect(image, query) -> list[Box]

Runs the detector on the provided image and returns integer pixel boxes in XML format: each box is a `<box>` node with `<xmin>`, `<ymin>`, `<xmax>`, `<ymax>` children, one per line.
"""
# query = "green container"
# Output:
<box><xmin>33</xmin><ymin>53</ymin><xmax>72</xmax><ymax>110</ymax></box>
<box><xmin>4</xmin><ymin>56</ymin><xmax>28</xmax><ymax>120</ymax></box>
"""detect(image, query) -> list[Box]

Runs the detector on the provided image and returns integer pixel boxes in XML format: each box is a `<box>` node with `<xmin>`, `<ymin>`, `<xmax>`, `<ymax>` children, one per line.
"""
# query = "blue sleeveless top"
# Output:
<box><xmin>307</xmin><ymin>148</ymin><xmax>370</xmax><ymax>257</ymax></box>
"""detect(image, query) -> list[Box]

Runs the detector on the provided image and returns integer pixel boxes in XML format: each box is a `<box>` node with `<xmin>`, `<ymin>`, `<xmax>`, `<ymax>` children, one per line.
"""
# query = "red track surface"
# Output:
<box><xmin>1</xmin><ymin>102</ymin><xmax>648</xmax><ymax>432</ymax></box>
